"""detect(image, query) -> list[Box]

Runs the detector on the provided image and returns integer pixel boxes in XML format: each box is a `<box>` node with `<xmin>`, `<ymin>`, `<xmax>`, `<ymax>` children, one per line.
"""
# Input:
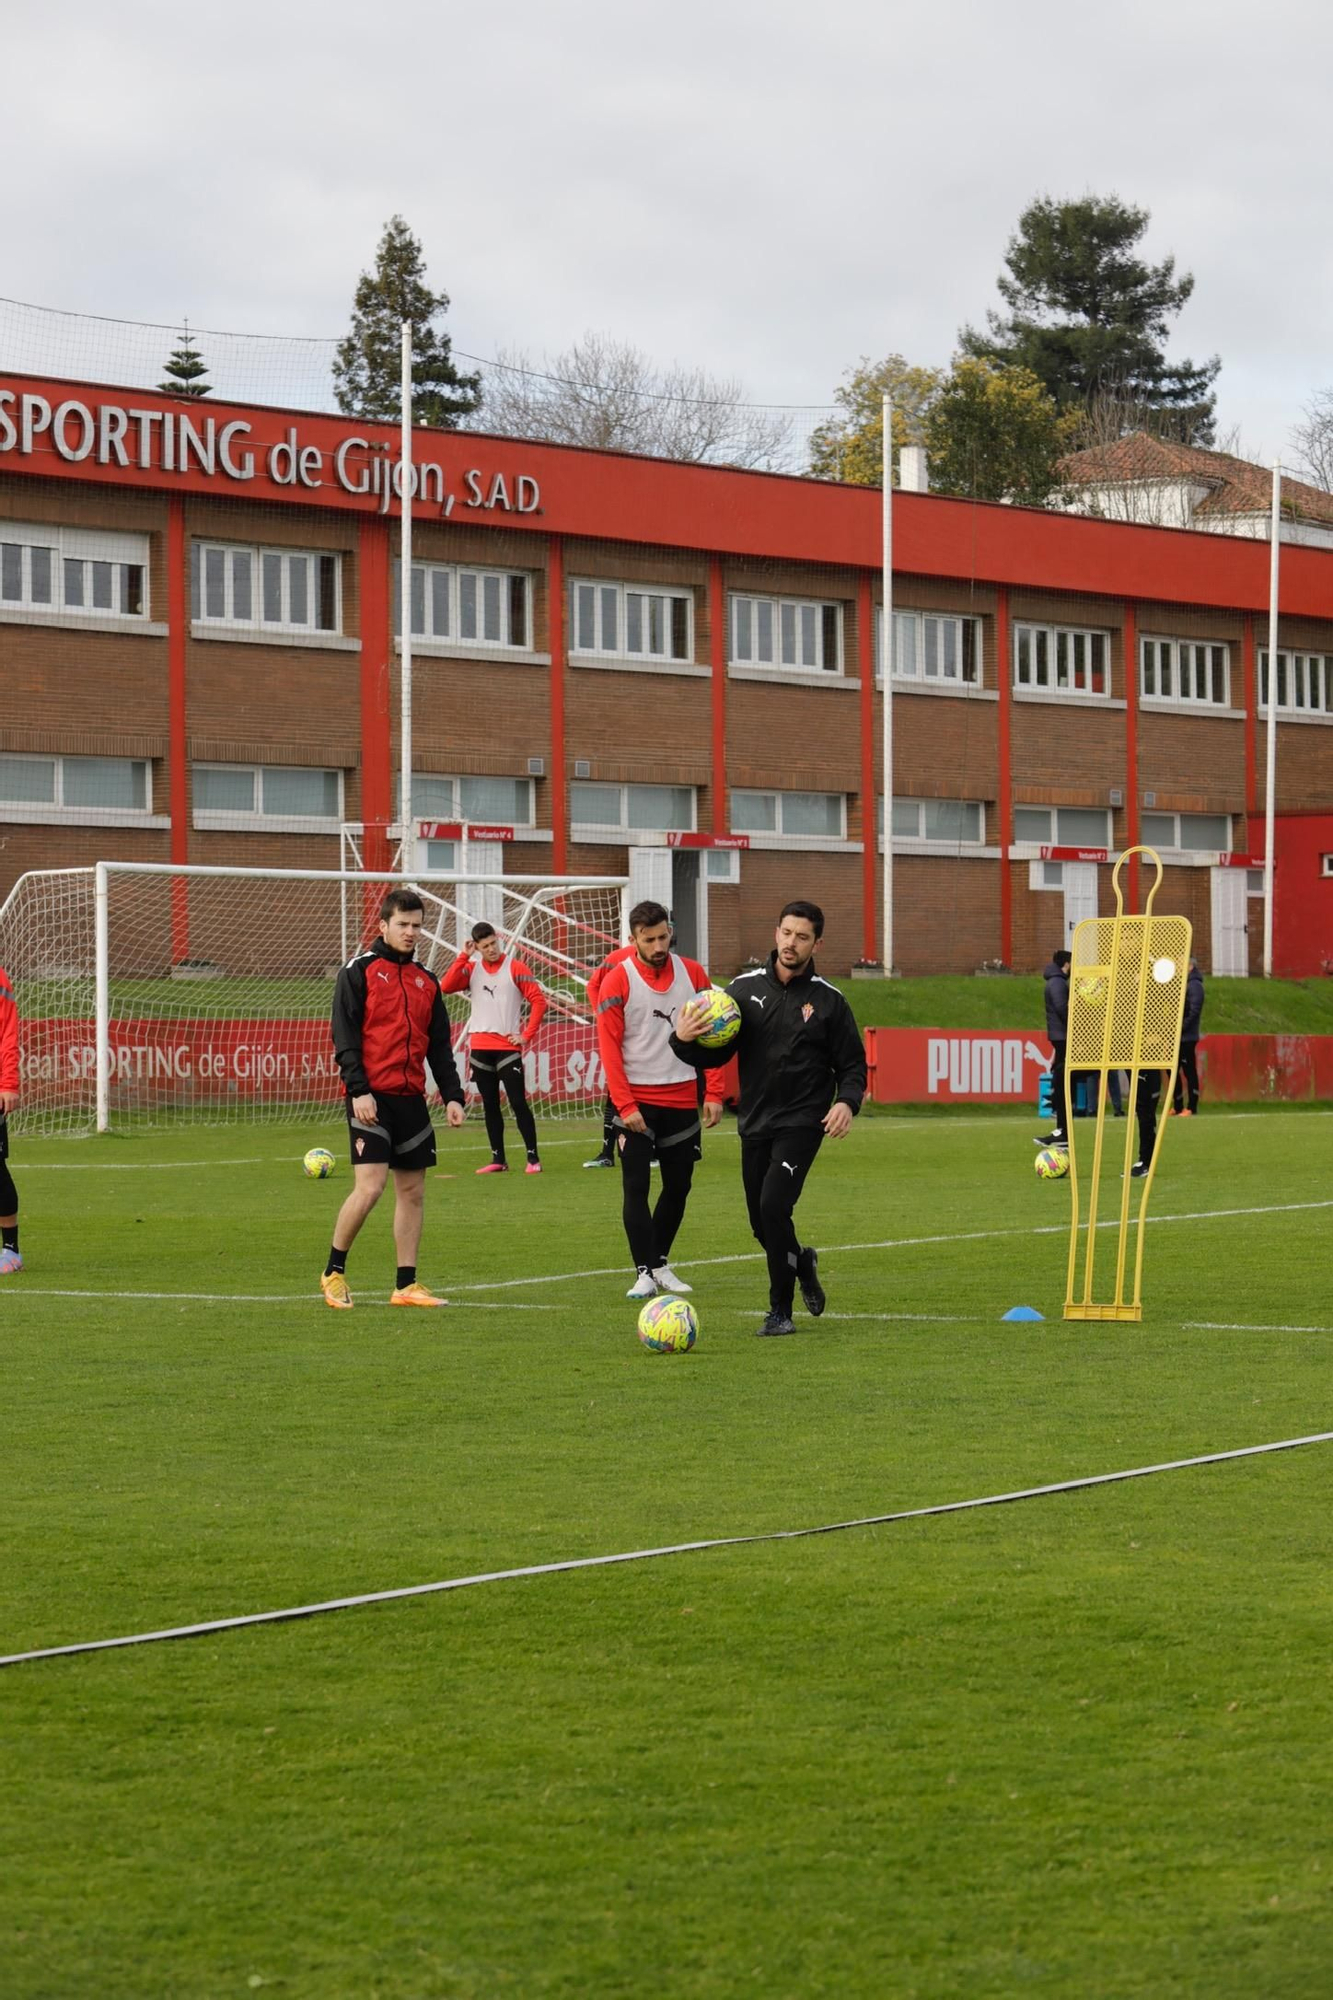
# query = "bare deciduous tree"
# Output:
<box><xmin>472</xmin><ymin>331</ymin><xmax>793</xmax><ymax>469</ymax></box>
<box><xmin>1290</xmin><ymin>389</ymin><xmax>1333</xmax><ymax>493</ymax></box>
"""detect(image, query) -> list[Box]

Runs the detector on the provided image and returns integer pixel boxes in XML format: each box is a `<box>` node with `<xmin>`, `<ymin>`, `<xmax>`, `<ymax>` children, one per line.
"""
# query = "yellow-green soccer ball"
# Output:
<box><xmin>1034</xmin><ymin>1146</ymin><xmax>1069</xmax><ymax>1181</ymax></box>
<box><xmin>690</xmin><ymin>986</ymin><xmax>742</xmax><ymax>1050</ymax></box>
<box><xmin>303</xmin><ymin>1147</ymin><xmax>337</xmax><ymax>1179</ymax></box>
<box><xmin>637</xmin><ymin>1295</ymin><xmax>699</xmax><ymax>1354</ymax></box>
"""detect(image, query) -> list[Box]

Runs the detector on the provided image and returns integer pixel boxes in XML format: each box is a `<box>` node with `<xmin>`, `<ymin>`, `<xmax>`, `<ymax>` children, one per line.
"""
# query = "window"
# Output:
<box><xmin>1258</xmin><ymin>649</ymin><xmax>1333</xmax><ymax>715</ymax></box>
<box><xmin>731</xmin><ymin>593</ymin><xmax>842</xmax><ymax>673</ymax></box>
<box><xmin>1141</xmin><ymin>636</ymin><xmax>1230</xmax><ymax>707</ymax></box>
<box><xmin>0</xmin><ymin>753</ymin><xmax>149</xmax><ymax>811</ymax></box>
<box><xmin>731</xmin><ymin>790</ymin><xmax>846</xmax><ymax>838</ymax></box>
<box><xmin>883</xmin><ymin>797</ymin><xmax>985</xmax><ymax>843</ymax></box>
<box><xmin>705</xmin><ymin>848</ymin><xmax>740</xmax><ymax>883</ymax></box>
<box><xmin>193</xmin><ymin>763</ymin><xmax>341</xmax><ymax>822</ymax></box>
<box><xmin>1013</xmin><ymin>806</ymin><xmax>1111</xmax><ymax>848</ymax></box>
<box><xmin>876</xmin><ymin>609</ymin><xmax>981</xmax><ymax>685</ymax></box>
<box><xmin>1140</xmin><ymin>811</ymin><xmax>1231</xmax><ymax>852</ymax></box>
<box><xmin>410</xmin><ymin>775</ymin><xmax>534</xmax><ymax>826</ymax></box>
<box><xmin>570</xmin><ymin>781</ymin><xmax>695</xmax><ymax>832</ymax></box>
<box><xmin>394</xmin><ymin>561</ymin><xmax>529</xmax><ymax>650</ymax></box>
<box><xmin>191</xmin><ymin>542</ymin><xmax>340</xmax><ymax>635</ymax></box>
<box><xmin>1014</xmin><ymin>622</ymin><xmax>1109</xmax><ymax>697</ymax></box>
<box><xmin>571</xmin><ymin>579</ymin><xmax>692</xmax><ymax>662</ymax></box>
<box><xmin>423</xmin><ymin>841</ymin><xmax>458</xmax><ymax>872</ymax></box>
<box><xmin>0</xmin><ymin>521</ymin><xmax>148</xmax><ymax>619</ymax></box>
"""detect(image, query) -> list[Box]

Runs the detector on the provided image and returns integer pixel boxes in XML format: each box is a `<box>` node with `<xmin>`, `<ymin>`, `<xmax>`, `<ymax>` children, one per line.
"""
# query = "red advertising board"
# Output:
<box><xmin>863</xmin><ymin>1028</ymin><xmax>1333</xmax><ymax>1105</ymax></box>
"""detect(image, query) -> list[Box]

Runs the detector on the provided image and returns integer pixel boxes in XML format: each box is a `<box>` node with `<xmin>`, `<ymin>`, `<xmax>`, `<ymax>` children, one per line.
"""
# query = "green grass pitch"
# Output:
<box><xmin>2</xmin><ymin>1108</ymin><xmax>1332</xmax><ymax>1997</ymax></box>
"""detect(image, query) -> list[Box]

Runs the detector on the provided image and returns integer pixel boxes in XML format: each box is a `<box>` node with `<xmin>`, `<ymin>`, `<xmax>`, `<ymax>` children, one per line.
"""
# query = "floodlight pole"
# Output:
<box><xmin>400</xmin><ymin>319</ymin><xmax>415</xmax><ymax>877</ymax></box>
<box><xmin>881</xmin><ymin>393</ymin><xmax>894</xmax><ymax>976</ymax></box>
<box><xmin>1263</xmin><ymin>462</ymin><xmax>1280</xmax><ymax>977</ymax></box>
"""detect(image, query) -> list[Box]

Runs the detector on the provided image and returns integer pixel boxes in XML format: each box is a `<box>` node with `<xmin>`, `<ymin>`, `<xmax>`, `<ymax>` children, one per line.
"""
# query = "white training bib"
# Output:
<box><xmin>467</xmin><ymin>954</ymin><xmax>523</xmax><ymax>1041</ymax></box>
<box><xmin>620</xmin><ymin>954</ymin><xmax>698</xmax><ymax>1087</ymax></box>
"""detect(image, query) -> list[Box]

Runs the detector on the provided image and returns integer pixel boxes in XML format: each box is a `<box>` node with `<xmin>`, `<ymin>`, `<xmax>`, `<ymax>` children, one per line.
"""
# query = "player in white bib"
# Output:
<box><xmin>442</xmin><ymin>922</ymin><xmax>547</xmax><ymax>1175</ymax></box>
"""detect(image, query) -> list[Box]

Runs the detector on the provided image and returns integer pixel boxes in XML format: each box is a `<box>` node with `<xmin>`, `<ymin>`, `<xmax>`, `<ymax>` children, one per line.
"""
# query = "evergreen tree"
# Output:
<box><xmin>333</xmin><ymin>216</ymin><xmax>481</xmax><ymax>428</ymax></box>
<box><xmin>960</xmin><ymin>195</ymin><xmax>1219</xmax><ymax>445</ymax></box>
<box><xmin>923</xmin><ymin>359</ymin><xmax>1078</xmax><ymax>506</ymax></box>
<box><xmin>806</xmin><ymin>354</ymin><xmax>943</xmax><ymax>486</ymax></box>
<box><xmin>158</xmin><ymin>321</ymin><xmax>211</xmax><ymax>398</ymax></box>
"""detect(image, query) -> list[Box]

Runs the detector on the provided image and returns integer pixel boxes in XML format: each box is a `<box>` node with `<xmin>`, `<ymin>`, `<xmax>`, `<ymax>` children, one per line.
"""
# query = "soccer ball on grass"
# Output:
<box><xmin>303</xmin><ymin>1147</ymin><xmax>337</xmax><ymax>1179</ymax></box>
<box><xmin>637</xmin><ymin>1295</ymin><xmax>699</xmax><ymax>1353</ymax></box>
<box><xmin>687</xmin><ymin>987</ymin><xmax>741</xmax><ymax>1050</ymax></box>
<box><xmin>1034</xmin><ymin>1146</ymin><xmax>1069</xmax><ymax>1181</ymax></box>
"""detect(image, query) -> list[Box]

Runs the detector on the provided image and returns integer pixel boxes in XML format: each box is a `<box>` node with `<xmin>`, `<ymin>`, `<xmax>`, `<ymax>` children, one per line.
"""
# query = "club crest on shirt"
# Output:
<box><xmin>801</xmin><ymin>1002</ymin><xmax>814</xmax><ymax>1022</ymax></box>
<box><xmin>355</xmin><ymin>1136</ymin><xmax>366</xmax><ymax>1156</ymax></box>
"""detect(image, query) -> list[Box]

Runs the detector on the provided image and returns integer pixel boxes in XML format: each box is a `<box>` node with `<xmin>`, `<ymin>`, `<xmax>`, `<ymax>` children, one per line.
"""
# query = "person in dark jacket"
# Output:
<box><xmin>1037</xmin><ymin>949</ymin><xmax>1072</xmax><ymax>1147</ymax></box>
<box><xmin>1172</xmin><ymin>959</ymin><xmax>1205</xmax><ymax>1115</ymax></box>
<box><xmin>320</xmin><ymin>887</ymin><xmax>466</xmax><ymax>1311</ymax></box>
<box><xmin>673</xmin><ymin>900</ymin><xmax>867</xmax><ymax>1337</ymax></box>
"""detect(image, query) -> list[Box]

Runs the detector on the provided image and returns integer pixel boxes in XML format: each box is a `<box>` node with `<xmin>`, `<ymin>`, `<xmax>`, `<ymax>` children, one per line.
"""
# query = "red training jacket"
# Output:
<box><xmin>331</xmin><ymin>940</ymin><xmax>464</xmax><ymax>1101</ymax></box>
<box><xmin>440</xmin><ymin>949</ymin><xmax>548</xmax><ymax>1053</ymax></box>
<box><xmin>0</xmin><ymin>966</ymin><xmax>17</xmax><ymax>1095</ymax></box>
<box><xmin>594</xmin><ymin>951</ymin><xmax>724</xmax><ymax>1116</ymax></box>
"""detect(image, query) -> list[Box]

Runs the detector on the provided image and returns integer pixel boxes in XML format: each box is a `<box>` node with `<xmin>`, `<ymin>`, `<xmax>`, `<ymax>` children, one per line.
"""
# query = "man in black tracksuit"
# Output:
<box><xmin>673</xmin><ymin>899</ymin><xmax>867</xmax><ymax>1337</ymax></box>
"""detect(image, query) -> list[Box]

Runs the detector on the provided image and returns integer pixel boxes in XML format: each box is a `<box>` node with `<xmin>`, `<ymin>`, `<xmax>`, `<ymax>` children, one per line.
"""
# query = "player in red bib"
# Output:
<box><xmin>442</xmin><ymin>922</ymin><xmax>548</xmax><ymax>1175</ymax></box>
<box><xmin>0</xmin><ymin>964</ymin><xmax>22</xmax><ymax>1274</ymax></box>
<box><xmin>593</xmin><ymin>899</ymin><xmax>724</xmax><ymax>1298</ymax></box>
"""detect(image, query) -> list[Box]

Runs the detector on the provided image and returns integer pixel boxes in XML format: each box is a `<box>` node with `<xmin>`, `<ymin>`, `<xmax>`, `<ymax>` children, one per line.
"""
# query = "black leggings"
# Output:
<box><xmin>741</xmin><ymin>1127</ymin><xmax>824</xmax><ymax>1313</ymax></box>
<box><xmin>0</xmin><ymin>1160</ymin><xmax>16</xmax><ymax>1217</ymax></box>
<box><xmin>1173</xmin><ymin>1044</ymin><xmax>1200</xmax><ymax>1113</ymax></box>
<box><xmin>617</xmin><ymin>1103</ymin><xmax>700</xmax><ymax>1270</ymax></box>
<box><xmin>471</xmin><ymin>1049</ymin><xmax>538</xmax><ymax>1161</ymax></box>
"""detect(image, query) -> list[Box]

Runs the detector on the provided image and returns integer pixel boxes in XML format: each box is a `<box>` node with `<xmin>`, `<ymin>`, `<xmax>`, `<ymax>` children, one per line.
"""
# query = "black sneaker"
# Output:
<box><xmin>582</xmin><ymin>1155</ymin><xmax>615</xmax><ymax>1169</ymax></box>
<box><xmin>755</xmin><ymin>1311</ymin><xmax>796</xmax><ymax>1337</ymax></box>
<box><xmin>1129</xmin><ymin>1161</ymin><xmax>1149</xmax><ymax>1178</ymax></box>
<box><xmin>1034</xmin><ymin>1133</ymin><xmax>1068</xmax><ymax>1148</ymax></box>
<box><xmin>796</xmin><ymin>1246</ymin><xmax>825</xmax><ymax>1317</ymax></box>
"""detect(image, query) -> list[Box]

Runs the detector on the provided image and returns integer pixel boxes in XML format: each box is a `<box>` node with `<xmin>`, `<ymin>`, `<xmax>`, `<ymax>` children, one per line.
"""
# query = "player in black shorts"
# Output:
<box><xmin>321</xmin><ymin>888</ymin><xmax>465</xmax><ymax>1309</ymax></box>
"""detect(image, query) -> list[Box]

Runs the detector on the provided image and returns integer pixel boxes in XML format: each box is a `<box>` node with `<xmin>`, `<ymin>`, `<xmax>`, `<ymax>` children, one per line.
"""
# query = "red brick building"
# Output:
<box><xmin>2</xmin><ymin>370</ymin><xmax>1331</xmax><ymax>976</ymax></box>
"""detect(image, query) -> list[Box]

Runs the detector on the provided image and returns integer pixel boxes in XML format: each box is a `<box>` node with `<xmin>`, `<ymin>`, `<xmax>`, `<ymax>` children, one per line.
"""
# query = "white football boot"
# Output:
<box><xmin>652</xmin><ymin>1264</ymin><xmax>693</xmax><ymax>1295</ymax></box>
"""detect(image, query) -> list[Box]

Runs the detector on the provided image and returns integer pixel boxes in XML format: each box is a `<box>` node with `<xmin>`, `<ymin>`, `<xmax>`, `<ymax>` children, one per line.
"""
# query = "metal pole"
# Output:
<box><xmin>94</xmin><ymin>860</ymin><xmax>110</xmax><ymax>1133</ymax></box>
<box><xmin>1263</xmin><ymin>462</ymin><xmax>1280</xmax><ymax>977</ymax></box>
<box><xmin>881</xmin><ymin>393</ymin><xmax>894</xmax><ymax>974</ymax></box>
<box><xmin>400</xmin><ymin>320</ymin><xmax>414</xmax><ymax>878</ymax></box>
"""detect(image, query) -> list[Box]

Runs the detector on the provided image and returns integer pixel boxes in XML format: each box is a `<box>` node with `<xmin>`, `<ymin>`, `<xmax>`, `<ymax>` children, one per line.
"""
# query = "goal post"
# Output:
<box><xmin>0</xmin><ymin>861</ymin><xmax>629</xmax><ymax>1137</ymax></box>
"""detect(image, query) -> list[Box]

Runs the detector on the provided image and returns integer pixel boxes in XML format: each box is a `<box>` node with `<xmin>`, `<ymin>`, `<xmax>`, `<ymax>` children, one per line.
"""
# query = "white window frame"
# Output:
<box><xmin>876</xmin><ymin>608</ymin><xmax>982</xmax><ymax>686</ymax></box>
<box><xmin>192</xmin><ymin>761</ymin><xmax>344</xmax><ymax>831</ymax></box>
<box><xmin>1140</xmin><ymin>636</ymin><xmax>1231</xmax><ymax>708</ymax></box>
<box><xmin>409</xmin><ymin>774</ymin><xmax>535</xmax><ymax>827</ymax></box>
<box><xmin>1140</xmin><ymin>810</ymin><xmax>1232</xmax><ymax>853</ymax></box>
<box><xmin>424</xmin><ymin>840</ymin><xmax>459</xmax><ymax>872</ymax></box>
<box><xmin>569</xmin><ymin>780</ymin><xmax>697</xmax><ymax>837</ymax></box>
<box><xmin>191</xmin><ymin>541</ymin><xmax>342</xmax><ymax>637</ymax></box>
<box><xmin>1258</xmin><ymin>649</ymin><xmax>1333</xmax><ymax>717</ymax></box>
<box><xmin>730</xmin><ymin>789</ymin><xmax>847</xmax><ymax>840</ymax></box>
<box><xmin>885</xmin><ymin>797</ymin><xmax>986</xmax><ymax>844</ymax></box>
<box><xmin>570</xmin><ymin>579</ymin><xmax>694</xmax><ymax>664</ymax></box>
<box><xmin>0</xmin><ymin>751</ymin><xmax>153</xmax><ymax>821</ymax></box>
<box><xmin>705</xmin><ymin>847</ymin><xmax>741</xmax><ymax>884</ymax></box>
<box><xmin>0</xmin><ymin>520</ymin><xmax>149</xmax><ymax>620</ymax></box>
<box><xmin>396</xmin><ymin>560</ymin><xmax>531</xmax><ymax>651</ymax></box>
<box><xmin>1012</xmin><ymin>806</ymin><xmax>1112</xmax><ymax>849</ymax></box>
<box><xmin>1014</xmin><ymin>622</ymin><xmax>1111</xmax><ymax>698</ymax></box>
<box><xmin>730</xmin><ymin>593</ymin><xmax>843</xmax><ymax>675</ymax></box>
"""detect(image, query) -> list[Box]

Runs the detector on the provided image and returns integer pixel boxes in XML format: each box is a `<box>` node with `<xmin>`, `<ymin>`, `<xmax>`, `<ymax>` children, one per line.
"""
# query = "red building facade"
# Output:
<box><xmin>2</xmin><ymin>371</ymin><xmax>1331</xmax><ymax>975</ymax></box>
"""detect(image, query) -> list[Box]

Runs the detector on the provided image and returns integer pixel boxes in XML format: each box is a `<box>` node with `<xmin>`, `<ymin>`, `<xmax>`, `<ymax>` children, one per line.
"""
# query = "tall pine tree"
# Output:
<box><xmin>333</xmin><ymin>216</ymin><xmax>481</xmax><ymax>428</ymax></box>
<box><xmin>158</xmin><ymin>321</ymin><xmax>211</xmax><ymax>398</ymax></box>
<box><xmin>960</xmin><ymin>195</ymin><xmax>1219</xmax><ymax>445</ymax></box>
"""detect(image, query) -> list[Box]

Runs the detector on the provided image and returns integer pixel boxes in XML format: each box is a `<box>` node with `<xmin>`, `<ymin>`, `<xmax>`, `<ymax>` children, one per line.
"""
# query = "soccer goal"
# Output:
<box><xmin>0</xmin><ymin>862</ymin><xmax>628</xmax><ymax>1136</ymax></box>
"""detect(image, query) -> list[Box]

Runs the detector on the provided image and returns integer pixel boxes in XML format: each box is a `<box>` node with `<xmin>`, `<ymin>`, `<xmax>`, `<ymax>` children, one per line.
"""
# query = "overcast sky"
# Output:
<box><xmin>5</xmin><ymin>0</ymin><xmax>1331</xmax><ymax>466</ymax></box>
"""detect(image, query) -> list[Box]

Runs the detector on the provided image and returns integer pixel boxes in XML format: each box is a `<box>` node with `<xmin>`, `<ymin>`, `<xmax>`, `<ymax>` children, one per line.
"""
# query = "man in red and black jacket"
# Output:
<box><xmin>320</xmin><ymin>888</ymin><xmax>465</xmax><ymax>1311</ymax></box>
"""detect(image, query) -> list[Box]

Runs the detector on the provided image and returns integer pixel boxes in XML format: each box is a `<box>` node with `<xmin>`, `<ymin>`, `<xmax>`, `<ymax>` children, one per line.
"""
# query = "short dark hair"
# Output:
<box><xmin>380</xmin><ymin>887</ymin><xmax>424</xmax><ymax>922</ymax></box>
<box><xmin>778</xmin><ymin>899</ymin><xmax>825</xmax><ymax>940</ymax></box>
<box><xmin>629</xmin><ymin>899</ymin><xmax>670</xmax><ymax>932</ymax></box>
<box><xmin>1053</xmin><ymin>949</ymin><xmax>1071</xmax><ymax>970</ymax></box>
<box><xmin>470</xmin><ymin>921</ymin><xmax>497</xmax><ymax>943</ymax></box>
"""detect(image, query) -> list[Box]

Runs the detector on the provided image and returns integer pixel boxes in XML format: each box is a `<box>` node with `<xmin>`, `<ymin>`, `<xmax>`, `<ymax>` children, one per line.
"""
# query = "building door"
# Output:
<box><xmin>1210</xmin><ymin>866</ymin><xmax>1248</xmax><ymax>976</ymax></box>
<box><xmin>460</xmin><ymin>837</ymin><xmax>506</xmax><ymax>938</ymax></box>
<box><xmin>1062</xmin><ymin>863</ymin><xmax>1099</xmax><ymax>945</ymax></box>
<box><xmin>670</xmin><ymin>850</ymin><xmax>705</xmax><ymax>962</ymax></box>
<box><xmin>627</xmin><ymin>847</ymin><xmax>673</xmax><ymax>923</ymax></box>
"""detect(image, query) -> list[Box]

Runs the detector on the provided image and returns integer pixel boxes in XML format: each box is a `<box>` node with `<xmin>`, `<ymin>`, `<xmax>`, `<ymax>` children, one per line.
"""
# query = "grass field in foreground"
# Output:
<box><xmin>2</xmin><ymin>1110</ymin><xmax>1332</xmax><ymax>1998</ymax></box>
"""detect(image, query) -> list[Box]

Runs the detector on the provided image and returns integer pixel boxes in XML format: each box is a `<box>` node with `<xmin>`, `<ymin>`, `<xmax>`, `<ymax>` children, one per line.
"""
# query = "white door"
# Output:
<box><xmin>1062</xmin><ymin>863</ymin><xmax>1099</xmax><ymax>945</ymax></box>
<box><xmin>1210</xmin><ymin>866</ymin><xmax>1248</xmax><ymax>976</ymax></box>
<box><xmin>628</xmin><ymin>846</ymin><xmax>673</xmax><ymax>917</ymax></box>
<box><xmin>460</xmin><ymin>837</ymin><xmax>506</xmax><ymax>936</ymax></box>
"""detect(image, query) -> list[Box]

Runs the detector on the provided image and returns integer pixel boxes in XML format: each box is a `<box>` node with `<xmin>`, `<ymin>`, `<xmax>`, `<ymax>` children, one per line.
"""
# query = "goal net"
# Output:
<box><xmin>0</xmin><ymin>862</ymin><xmax>627</xmax><ymax>1136</ymax></box>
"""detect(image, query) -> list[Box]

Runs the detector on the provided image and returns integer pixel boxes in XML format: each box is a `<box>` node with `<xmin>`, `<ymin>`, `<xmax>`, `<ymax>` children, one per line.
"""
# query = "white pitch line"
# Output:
<box><xmin>6</xmin><ymin>1288</ymin><xmax>553</xmax><ymax>1310</ymax></box>
<box><xmin>20</xmin><ymin>1158</ymin><xmax>270</xmax><ymax>1171</ymax></box>
<box><xmin>3</xmin><ymin>1429</ymin><xmax>1330</xmax><ymax>1670</ymax></box>
<box><xmin>1184</xmin><ymin>1319</ymin><xmax>1333</xmax><ymax>1335</ymax></box>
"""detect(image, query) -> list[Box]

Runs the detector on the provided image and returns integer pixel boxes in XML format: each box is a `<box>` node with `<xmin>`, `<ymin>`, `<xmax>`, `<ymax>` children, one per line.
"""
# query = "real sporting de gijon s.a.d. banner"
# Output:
<box><xmin>17</xmin><ymin>1018</ymin><xmax>611</xmax><ymax>1105</ymax></box>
